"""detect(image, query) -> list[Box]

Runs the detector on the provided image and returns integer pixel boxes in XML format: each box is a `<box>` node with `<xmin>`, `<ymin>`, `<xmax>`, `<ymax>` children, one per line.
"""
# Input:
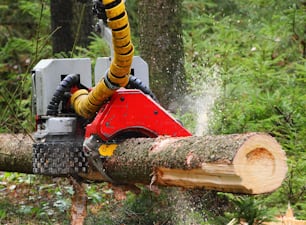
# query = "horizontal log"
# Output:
<box><xmin>0</xmin><ymin>133</ymin><xmax>287</xmax><ymax>194</ymax></box>
<box><xmin>0</xmin><ymin>133</ymin><xmax>33</xmax><ymax>174</ymax></box>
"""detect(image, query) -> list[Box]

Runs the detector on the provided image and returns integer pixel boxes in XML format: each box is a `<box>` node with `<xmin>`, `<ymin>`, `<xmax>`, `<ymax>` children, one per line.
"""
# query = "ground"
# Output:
<box><xmin>0</xmin><ymin>172</ymin><xmax>118</xmax><ymax>225</ymax></box>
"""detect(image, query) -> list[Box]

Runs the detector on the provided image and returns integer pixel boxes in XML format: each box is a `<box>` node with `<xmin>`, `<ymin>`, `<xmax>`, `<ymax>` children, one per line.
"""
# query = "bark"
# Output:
<box><xmin>0</xmin><ymin>133</ymin><xmax>33</xmax><ymax>174</ymax></box>
<box><xmin>0</xmin><ymin>133</ymin><xmax>287</xmax><ymax>194</ymax></box>
<box><xmin>72</xmin><ymin>1</ymin><xmax>94</xmax><ymax>49</ymax></box>
<box><xmin>50</xmin><ymin>0</ymin><xmax>74</xmax><ymax>54</ymax></box>
<box><xmin>50</xmin><ymin>0</ymin><xmax>93</xmax><ymax>54</ymax></box>
<box><xmin>138</xmin><ymin>0</ymin><xmax>187</xmax><ymax>109</ymax></box>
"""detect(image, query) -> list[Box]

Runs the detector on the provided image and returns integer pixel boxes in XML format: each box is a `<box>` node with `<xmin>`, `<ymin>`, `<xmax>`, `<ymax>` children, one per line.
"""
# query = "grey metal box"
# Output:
<box><xmin>32</xmin><ymin>58</ymin><xmax>92</xmax><ymax>116</ymax></box>
<box><xmin>94</xmin><ymin>56</ymin><xmax>149</xmax><ymax>87</ymax></box>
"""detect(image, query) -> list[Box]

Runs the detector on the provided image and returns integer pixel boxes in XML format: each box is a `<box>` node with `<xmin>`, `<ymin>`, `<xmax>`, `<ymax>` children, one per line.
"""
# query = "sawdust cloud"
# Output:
<box><xmin>193</xmin><ymin>67</ymin><xmax>222</xmax><ymax>135</ymax></box>
<box><xmin>168</xmin><ymin>65</ymin><xmax>223</xmax><ymax>224</ymax></box>
<box><xmin>182</xmin><ymin>65</ymin><xmax>222</xmax><ymax>135</ymax></box>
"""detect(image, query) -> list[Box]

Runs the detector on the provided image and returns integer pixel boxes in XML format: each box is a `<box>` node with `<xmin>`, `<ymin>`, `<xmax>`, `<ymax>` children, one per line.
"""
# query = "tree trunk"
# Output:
<box><xmin>72</xmin><ymin>1</ymin><xmax>94</xmax><ymax>49</ymax></box>
<box><xmin>50</xmin><ymin>0</ymin><xmax>93</xmax><ymax>54</ymax></box>
<box><xmin>138</xmin><ymin>0</ymin><xmax>187</xmax><ymax>109</ymax></box>
<box><xmin>0</xmin><ymin>133</ymin><xmax>287</xmax><ymax>194</ymax></box>
<box><xmin>50</xmin><ymin>0</ymin><xmax>74</xmax><ymax>54</ymax></box>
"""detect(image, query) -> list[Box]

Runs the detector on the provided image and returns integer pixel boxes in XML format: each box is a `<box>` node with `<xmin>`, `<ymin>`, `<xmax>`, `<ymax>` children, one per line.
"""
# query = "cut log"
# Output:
<box><xmin>0</xmin><ymin>133</ymin><xmax>33</xmax><ymax>174</ymax></box>
<box><xmin>0</xmin><ymin>132</ymin><xmax>287</xmax><ymax>194</ymax></box>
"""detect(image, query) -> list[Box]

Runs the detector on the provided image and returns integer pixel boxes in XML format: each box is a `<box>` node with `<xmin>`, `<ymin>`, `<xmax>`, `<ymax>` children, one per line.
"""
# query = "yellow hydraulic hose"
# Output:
<box><xmin>71</xmin><ymin>0</ymin><xmax>134</xmax><ymax>119</ymax></box>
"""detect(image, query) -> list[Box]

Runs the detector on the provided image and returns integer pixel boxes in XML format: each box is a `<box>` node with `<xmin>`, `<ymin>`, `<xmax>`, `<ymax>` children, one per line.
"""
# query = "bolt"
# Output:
<box><xmin>154</xmin><ymin>110</ymin><xmax>158</xmax><ymax>115</ymax></box>
<box><xmin>120</xmin><ymin>96</ymin><xmax>125</xmax><ymax>102</ymax></box>
<box><xmin>105</xmin><ymin>122</ymin><xmax>110</xmax><ymax>127</ymax></box>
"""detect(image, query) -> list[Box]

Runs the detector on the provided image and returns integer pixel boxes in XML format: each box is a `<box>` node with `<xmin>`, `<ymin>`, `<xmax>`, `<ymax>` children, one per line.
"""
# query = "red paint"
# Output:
<box><xmin>85</xmin><ymin>89</ymin><xmax>192</xmax><ymax>140</ymax></box>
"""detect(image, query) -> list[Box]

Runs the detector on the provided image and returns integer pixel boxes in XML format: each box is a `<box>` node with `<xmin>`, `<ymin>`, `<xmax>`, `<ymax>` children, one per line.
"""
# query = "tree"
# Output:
<box><xmin>72</xmin><ymin>1</ymin><xmax>94</xmax><ymax>50</ymax></box>
<box><xmin>50</xmin><ymin>0</ymin><xmax>93</xmax><ymax>54</ymax></box>
<box><xmin>50</xmin><ymin>0</ymin><xmax>74</xmax><ymax>54</ymax></box>
<box><xmin>138</xmin><ymin>0</ymin><xmax>187</xmax><ymax>109</ymax></box>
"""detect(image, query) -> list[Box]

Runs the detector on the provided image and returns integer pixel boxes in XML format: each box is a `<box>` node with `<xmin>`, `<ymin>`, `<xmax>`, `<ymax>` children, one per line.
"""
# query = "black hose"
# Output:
<box><xmin>127</xmin><ymin>76</ymin><xmax>159</xmax><ymax>103</ymax></box>
<box><xmin>92</xmin><ymin>0</ymin><xmax>107</xmax><ymax>24</ymax></box>
<box><xmin>47</xmin><ymin>74</ymin><xmax>80</xmax><ymax>116</ymax></box>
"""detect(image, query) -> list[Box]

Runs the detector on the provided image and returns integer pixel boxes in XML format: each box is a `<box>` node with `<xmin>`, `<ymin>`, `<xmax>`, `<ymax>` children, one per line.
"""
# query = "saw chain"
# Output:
<box><xmin>33</xmin><ymin>142</ymin><xmax>88</xmax><ymax>176</ymax></box>
<box><xmin>33</xmin><ymin>138</ymin><xmax>117</xmax><ymax>182</ymax></box>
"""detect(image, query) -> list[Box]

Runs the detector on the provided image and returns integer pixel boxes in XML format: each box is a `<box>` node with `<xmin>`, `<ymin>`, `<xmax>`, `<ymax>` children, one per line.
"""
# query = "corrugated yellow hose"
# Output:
<box><xmin>71</xmin><ymin>0</ymin><xmax>134</xmax><ymax>119</ymax></box>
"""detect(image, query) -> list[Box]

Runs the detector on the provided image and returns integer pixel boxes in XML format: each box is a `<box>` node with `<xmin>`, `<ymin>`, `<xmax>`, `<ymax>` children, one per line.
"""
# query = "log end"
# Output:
<box><xmin>233</xmin><ymin>133</ymin><xmax>288</xmax><ymax>194</ymax></box>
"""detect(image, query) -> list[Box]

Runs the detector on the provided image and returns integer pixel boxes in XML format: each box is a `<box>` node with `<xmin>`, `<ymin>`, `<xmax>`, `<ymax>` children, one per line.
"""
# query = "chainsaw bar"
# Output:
<box><xmin>33</xmin><ymin>142</ymin><xmax>88</xmax><ymax>175</ymax></box>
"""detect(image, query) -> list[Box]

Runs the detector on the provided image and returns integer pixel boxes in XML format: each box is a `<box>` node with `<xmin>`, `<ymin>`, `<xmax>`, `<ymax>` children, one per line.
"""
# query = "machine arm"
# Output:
<box><xmin>71</xmin><ymin>0</ymin><xmax>134</xmax><ymax>119</ymax></box>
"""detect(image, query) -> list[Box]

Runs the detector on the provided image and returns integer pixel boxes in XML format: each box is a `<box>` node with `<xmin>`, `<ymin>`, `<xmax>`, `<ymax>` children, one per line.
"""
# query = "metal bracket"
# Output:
<box><xmin>83</xmin><ymin>135</ymin><xmax>117</xmax><ymax>183</ymax></box>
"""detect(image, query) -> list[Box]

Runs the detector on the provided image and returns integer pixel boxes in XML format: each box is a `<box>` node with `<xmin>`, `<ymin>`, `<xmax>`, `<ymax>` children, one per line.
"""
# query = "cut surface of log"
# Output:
<box><xmin>0</xmin><ymin>132</ymin><xmax>287</xmax><ymax>194</ymax></box>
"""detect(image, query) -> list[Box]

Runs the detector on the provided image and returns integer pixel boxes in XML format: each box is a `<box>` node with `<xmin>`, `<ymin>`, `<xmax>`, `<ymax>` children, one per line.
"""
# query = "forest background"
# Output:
<box><xmin>0</xmin><ymin>0</ymin><xmax>305</xmax><ymax>224</ymax></box>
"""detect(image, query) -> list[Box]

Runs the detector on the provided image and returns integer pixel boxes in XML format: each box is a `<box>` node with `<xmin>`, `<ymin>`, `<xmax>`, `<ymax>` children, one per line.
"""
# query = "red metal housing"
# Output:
<box><xmin>85</xmin><ymin>89</ymin><xmax>192</xmax><ymax>140</ymax></box>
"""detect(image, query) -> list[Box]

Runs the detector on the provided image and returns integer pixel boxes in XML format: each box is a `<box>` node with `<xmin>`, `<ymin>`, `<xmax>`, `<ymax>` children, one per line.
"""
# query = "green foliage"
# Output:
<box><xmin>122</xmin><ymin>188</ymin><xmax>171</xmax><ymax>225</ymax></box>
<box><xmin>0</xmin><ymin>0</ymin><xmax>305</xmax><ymax>224</ymax></box>
<box><xmin>265</xmin><ymin>156</ymin><xmax>306</xmax><ymax>219</ymax></box>
<box><xmin>0</xmin><ymin>0</ymin><xmax>52</xmax><ymax>133</ymax></box>
<box><xmin>73</xmin><ymin>33</ymin><xmax>110</xmax><ymax>64</ymax></box>
<box><xmin>86</xmin><ymin>183</ymin><xmax>113</xmax><ymax>204</ymax></box>
<box><xmin>181</xmin><ymin>0</ymin><xmax>306</xmax><ymax>221</ymax></box>
<box><xmin>84</xmin><ymin>187</ymin><xmax>171</xmax><ymax>225</ymax></box>
<box><xmin>0</xmin><ymin>0</ymin><xmax>52</xmax><ymax>70</ymax></box>
<box><xmin>213</xmin><ymin>194</ymin><xmax>275</xmax><ymax>224</ymax></box>
<box><xmin>0</xmin><ymin>73</ymin><xmax>33</xmax><ymax>133</ymax></box>
<box><xmin>0</xmin><ymin>173</ymin><xmax>73</xmax><ymax>224</ymax></box>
